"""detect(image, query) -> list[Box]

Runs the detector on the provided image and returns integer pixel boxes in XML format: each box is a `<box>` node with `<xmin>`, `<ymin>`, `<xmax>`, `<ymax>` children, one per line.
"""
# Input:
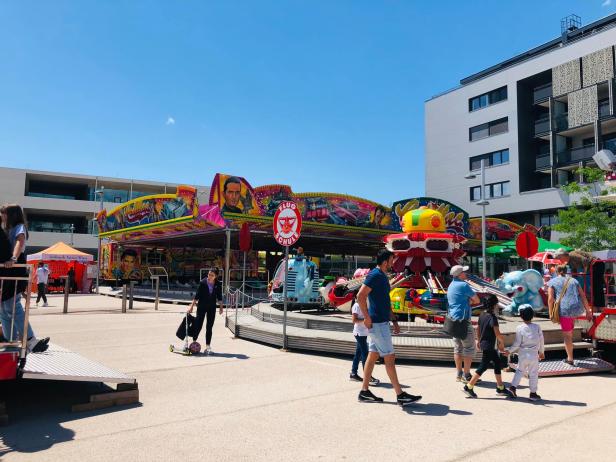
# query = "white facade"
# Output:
<box><xmin>0</xmin><ymin>166</ymin><xmax>210</xmax><ymax>253</ymax></box>
<box><xmin>425</xmin><ymin>19</ymin><xmax>616</xmax><ymax>222</ymax></box>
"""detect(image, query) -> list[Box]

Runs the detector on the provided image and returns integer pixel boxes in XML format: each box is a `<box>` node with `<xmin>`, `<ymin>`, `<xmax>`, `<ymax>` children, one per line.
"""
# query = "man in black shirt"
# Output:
<box><xmin>188</xmin><ymin>269</ymin><xmax>223</xmax><ymax>354</ymax></box>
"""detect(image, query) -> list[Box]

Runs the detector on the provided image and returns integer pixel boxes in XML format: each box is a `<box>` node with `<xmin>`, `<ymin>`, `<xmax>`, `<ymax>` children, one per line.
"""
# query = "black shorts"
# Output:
<box><xmin>476</xmin><ymin>348</ymin><xmax>502</xmax><ymax>376</ymax></box>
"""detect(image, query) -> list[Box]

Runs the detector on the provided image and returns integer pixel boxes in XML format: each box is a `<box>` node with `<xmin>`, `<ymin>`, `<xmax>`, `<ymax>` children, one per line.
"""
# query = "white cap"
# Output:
<box><xmin>450</xmin><ymin>265</ymin><xmax>470</xmax><ymax>277</ymax></box>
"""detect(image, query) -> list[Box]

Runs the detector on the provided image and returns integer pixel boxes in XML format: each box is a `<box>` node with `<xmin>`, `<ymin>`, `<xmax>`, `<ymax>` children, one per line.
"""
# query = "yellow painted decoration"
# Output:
<box><xmin>401</xmin><ymin>207</ymin><xmax>446</xmax><ymax>233</ymax></box>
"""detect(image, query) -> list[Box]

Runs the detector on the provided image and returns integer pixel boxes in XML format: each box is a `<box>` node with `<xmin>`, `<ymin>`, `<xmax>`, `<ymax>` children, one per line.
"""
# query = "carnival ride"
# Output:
<box><xmin>324</xmin><ymin>207</ymin><xmax>469</xmax><ymax>319</ymax></box>
<box><xmin>269</xmin><ymin>256</ymin><xmax>321</xmax><ymax>309</ymax></box>
<box><xmin>573</xmin><ymin>257</ymin><xmax>616</xmax><ymax>347</ymax></box>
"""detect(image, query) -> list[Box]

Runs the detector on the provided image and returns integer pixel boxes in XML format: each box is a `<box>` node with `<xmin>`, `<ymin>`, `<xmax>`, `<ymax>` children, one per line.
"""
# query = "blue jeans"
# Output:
<box><xmin>351</xmin><ymin>335</ymin><xmax>368</xmax><ymax>375</ymax></box>
<box><xmin>1</xmin><ymin>295</ymin><xmax>35</xmax><ymax>341</ymax></box>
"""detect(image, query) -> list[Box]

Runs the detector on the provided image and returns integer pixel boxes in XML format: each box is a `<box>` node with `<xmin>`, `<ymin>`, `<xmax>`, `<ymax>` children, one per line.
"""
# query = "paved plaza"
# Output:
<box><xmin>1</xmin><ymin>294</ymin><xmax>615</xmax><ymax>462</ymax></box>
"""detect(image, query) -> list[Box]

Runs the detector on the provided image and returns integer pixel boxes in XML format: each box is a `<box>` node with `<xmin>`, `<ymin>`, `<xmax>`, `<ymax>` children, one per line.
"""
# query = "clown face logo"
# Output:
<box><xmin>273</xmin><ymin>201</ymin><xmax>302</xmax><ymax>246</ymax></box>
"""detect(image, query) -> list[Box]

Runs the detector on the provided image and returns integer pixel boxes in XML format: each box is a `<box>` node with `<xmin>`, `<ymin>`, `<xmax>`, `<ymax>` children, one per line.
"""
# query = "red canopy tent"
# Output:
<box><xmin>27</xmin><ymin>242</ymin><xmax>94</xmax><ymax>293</ymax></box>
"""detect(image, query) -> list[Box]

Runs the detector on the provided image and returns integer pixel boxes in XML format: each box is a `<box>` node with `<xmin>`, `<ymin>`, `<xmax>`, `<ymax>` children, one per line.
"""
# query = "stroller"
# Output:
<box><xmin>169</xmin><ymin>313</ymin><xmax>201</xmax><ymax>355</ymax></box>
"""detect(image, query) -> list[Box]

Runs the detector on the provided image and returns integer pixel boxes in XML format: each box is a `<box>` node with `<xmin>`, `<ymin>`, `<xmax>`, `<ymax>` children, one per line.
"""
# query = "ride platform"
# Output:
<box><xmin>1</xmin><ymin>343</ymin><xmax>138</xmax><ymax>425</ymax></box>
<box><xmin>510</xmin><ymin>357</ymin><xmax>615</xmax><ymax>377</ymax></box>
<box><xmin>227</xmin><ymin>304</ymin><xmax>600</xmax><ymax>365</ymax></box>
<box><xmin>22</xmin><ymin>343</ymin><xmax>136</xmax><ymax>384</ymax></box>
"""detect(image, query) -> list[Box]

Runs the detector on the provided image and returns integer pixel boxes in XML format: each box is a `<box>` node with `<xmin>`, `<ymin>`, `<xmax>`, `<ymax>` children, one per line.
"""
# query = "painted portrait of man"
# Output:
<box><xmin>221</xmin><ymin>176</ymin><xmax>243</xmax><ymax>214</ymax></box>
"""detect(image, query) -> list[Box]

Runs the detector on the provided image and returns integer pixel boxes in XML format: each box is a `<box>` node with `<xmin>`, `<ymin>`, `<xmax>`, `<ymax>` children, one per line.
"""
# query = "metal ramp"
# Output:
<box><xmin>510</xmin><ymin>357</ymin><xmax>614</xmax><ymax>377</ymax></box>
<box><xmin>21</xmin><ymin>343</ymin><xmax>136</xmax><ymax>384</ymax></box>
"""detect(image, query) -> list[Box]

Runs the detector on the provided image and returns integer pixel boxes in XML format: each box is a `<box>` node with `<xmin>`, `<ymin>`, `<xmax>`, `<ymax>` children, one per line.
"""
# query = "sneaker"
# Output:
<box><xmin>496</xmin><ymin>387</ymin><xmax>513</xmax><ymax>397</ymax></box>
<box><xmin>507</xmin><ymin>386</ymin><xmax>517</xmax><ymax>398</ymax></box>
<box><xmin>397</xmin><ymin>391</ymin><xmax>422</xmax><ymax>405</ymax></box>
<box><xmin>358</xmin><ymin>389</ymin><xmax>383</xmax><ymax>403</ymax></box>
<box><xmin>349</xmin><ymin>373</ymin><xmax>363</xmax><ymax>382</ymax></box>
<box><xmin>529</xmin><ymin>392</ymin><xmax>542</xmax><ymax>401</ymax></box>
<box><xmin>205</xmin><ymin>345</ymin><xmax>212</xmax><ymax>355</ymax></box>
<box><xmin>456</xmin><ymin>373</ymin><xmax>464</xmax><ymax>382</ymax></box>
<box><xmin>463</xmin><ymin>385</ymin><xmax>477</xmax><ymax>398</ymax></box>
<box><xmin>43</xmin><ymin>302</ymin><xmax>49</xmax><ymax>307</ymax></box>
<box><xmin>35</xmin><ymin>302</ymin><xmax>39</xmax><ymax>307</ymax></box>
<box><xmin>369</xmin><ymin>376</ymin><xmax>380</xmax><ymax>386</ymax></box>
<box><xmin>32</xmin><ymin>337</ymin><xmax>50</xmax><ymax>353</ymax></box>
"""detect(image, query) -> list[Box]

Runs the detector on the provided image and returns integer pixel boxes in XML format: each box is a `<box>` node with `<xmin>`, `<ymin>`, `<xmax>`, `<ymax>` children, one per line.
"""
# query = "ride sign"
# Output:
<box><xmin>273</xmin><ymin>201</ymin><xmax>302</xmax><ymax>247</ymax></box>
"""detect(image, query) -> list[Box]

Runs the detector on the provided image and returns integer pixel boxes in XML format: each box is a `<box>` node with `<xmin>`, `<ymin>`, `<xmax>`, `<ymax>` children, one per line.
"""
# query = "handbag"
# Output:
<box><xmin>550</xmin><ymin>277</ymin><xmax>572</xmax><ymax>324</ymax></box>
<box><xmin>176</xmin><ymin>314</ymin><xmax>196</xmax><ymax>340</ymax></box>
<box><xmin>443</xmin><ymin>316</ymin><xmax>469</xmax><ymax>340</ymax></box>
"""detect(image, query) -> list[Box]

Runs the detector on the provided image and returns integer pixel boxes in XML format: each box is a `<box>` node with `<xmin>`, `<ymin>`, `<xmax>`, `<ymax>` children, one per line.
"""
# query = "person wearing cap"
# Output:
<box><xmin>447</xmin><ymin>264</ymin><xmax>480</xmax><ymax>383</ymax></box>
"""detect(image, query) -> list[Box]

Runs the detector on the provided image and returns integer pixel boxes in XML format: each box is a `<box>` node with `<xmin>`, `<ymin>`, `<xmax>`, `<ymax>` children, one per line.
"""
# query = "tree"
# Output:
<box><xmin>552</xmin><ymin>167</ymin><xmax>616</xmax><ymax>251</ymax></box>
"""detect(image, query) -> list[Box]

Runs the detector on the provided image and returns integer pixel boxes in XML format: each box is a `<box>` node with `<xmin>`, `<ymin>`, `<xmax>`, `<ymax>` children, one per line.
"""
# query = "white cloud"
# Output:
<box><xmin>166</xmin><ymin>116</ymin><xmax>175</xmax><ymax>125</ymax></box>
<box><xmin>603</xmin><ymin>0</ymin><xmax>612</xmax><ymax>7</ymax></box>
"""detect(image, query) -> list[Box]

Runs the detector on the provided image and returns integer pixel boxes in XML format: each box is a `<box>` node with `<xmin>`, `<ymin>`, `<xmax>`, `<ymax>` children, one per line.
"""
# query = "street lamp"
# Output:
<box><xmin>69</xmin><ymin>224</ymin><xmax>75</xmax><ymax>246</ymax></box>
<box><xmin>465</xmin><ymin>158</ymin><xmax>490</xmax><ymax>279</ymax></box>
<box><xmin>94</xmin><ymin>186</ymin><xmax>105</xmax><ymax>294</ymax></box>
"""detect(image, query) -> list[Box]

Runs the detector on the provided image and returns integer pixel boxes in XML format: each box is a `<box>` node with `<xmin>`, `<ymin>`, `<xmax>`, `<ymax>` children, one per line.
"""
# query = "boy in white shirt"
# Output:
<box><xmin>507</xmin><ymin>304</ymin><xmax>545</xmax><ymax>401</ymax></box>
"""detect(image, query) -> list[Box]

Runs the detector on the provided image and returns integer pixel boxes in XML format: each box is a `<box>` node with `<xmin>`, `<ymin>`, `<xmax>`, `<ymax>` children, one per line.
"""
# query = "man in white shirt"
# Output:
<box><xmin>36</xmin><ymin>261</ymin><xmax>50</xmax><ymax>307</ymax></box>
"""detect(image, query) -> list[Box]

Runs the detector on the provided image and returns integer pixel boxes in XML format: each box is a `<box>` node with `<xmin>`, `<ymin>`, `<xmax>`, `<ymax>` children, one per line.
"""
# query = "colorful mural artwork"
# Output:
<box><xmin>209</xmin><ymin>174</ymin><xmax>261</xmax><ymax>216</ymax></box>
<box><xmin>100</xmin><ymin>244</ymin><xmax>143</xmax><ymax>281</ymax></box>
<box><xmin>97</xmin><ymin>185</ymin><xmax>198</xmax><ymax>234</ymax></box>
<box><xmin>391</xmin><ymin>197</ymin><xmax>469</xmax><ymax>236</ymax></box>
<box><xmin>467</xmin><ymin>217</ymin><xmax>539</xmax><ymax>242</ymax></box>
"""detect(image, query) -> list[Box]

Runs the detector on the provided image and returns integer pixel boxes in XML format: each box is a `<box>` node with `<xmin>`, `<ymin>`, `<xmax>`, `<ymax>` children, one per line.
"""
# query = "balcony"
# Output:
<box><xmin>556</xmin><ymin>144</ymin><xmax>595</xmax><ymax>167</ymax></box>
<box><xmin>533</xmin><ymin>83</ymin><xmax>552</xmax><ymax>103</ymax></box>
<box><xmin>554</xmin><ymin>112</ymin><xmax>569</xmax><ymax>132</ymax></box>
<box><xmin>534</xmin><ymin>117</ymin><xmax>550</xmax><ymax>135</ymax></box>
<box><xmin>599</xmin><ymin>100</ymin><xmax>611</xmax><ymax>118</ymax></box>
<box><xmin>535</xmin><ymin>154</ymin><xmax>551</xmax><ymax>170</ymax></box>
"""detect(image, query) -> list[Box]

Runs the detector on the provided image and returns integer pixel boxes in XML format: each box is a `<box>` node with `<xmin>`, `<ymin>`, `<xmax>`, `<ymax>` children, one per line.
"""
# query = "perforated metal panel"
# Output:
<box><xmin>22</xmin><ymin>344</ymin><xmax>136</xmax><ymax>384</ymax></box>
<box><xmin>510</xmin><ymin>357</ymin><xmax>614</xmax><ymax>377</ymax></box>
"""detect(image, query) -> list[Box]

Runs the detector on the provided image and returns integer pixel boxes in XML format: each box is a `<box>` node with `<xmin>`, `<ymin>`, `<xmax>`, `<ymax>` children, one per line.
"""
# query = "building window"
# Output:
<box><xmin>468</xmin><ymin>86</ymin><xmax>507</xmax><ymax>112</ymax></box>
<box><xmin>469</xmin><ymin>149</ymin><xmax>510</xmax><ymax>171</ymax></box>
<box><xmin>469</xmin><ymin>117</ymin><xmax>508</xmax><ymax>141</ymax></box>
<box><xmin>539</xmin><ymin>212</ymin><xmax>559</xmax><ymax>227</ymax></box>
<box><xmin>470</xmin><ymin>181</ymin><xmax>511</xmax><ymax>201</ymax></box>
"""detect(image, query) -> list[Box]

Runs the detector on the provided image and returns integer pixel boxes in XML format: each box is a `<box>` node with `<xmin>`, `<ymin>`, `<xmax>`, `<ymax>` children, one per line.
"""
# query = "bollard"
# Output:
<box><xmin>63</xmin><ymin>277</ymin><xmax>70</xmax><ymax>314</ymax></box>
<box><xmin>128</xmin><ymin>281</ymin><xmax>135</xmax><ymax>310</ymax></box>
<box><xmin>154</xmin><ymin>277</ymin><xmax>160</xmax><ymax>311</ymax></box>
<box><xmin>234</xmin><ymin>288</ymin><xmax>239</xmax><ymax>337</ymax></box>
<box><xmin>121</xmin><ymin>284</ymin><xmax>127</xmax><ymax>313</ymax></box>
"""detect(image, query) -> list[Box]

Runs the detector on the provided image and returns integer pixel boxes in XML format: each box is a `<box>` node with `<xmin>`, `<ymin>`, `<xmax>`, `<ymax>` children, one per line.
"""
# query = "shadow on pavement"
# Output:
<box><xmin>402</xmin><ymin>402</ymin><xmax>473</xmax><ymax>417</ymax></box>
<box><xmin>206</xmin><ymin>352</ymin><xmax>249</xmax><ymax>359</ymax></box>
<box><xmin>0</xmin><ymin>379</ymin><xmax>140</xmax><ymax>457</ymax></box>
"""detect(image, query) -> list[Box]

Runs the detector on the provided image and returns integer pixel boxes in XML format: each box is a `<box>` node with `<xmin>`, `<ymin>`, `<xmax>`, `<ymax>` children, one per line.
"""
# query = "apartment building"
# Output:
<box><xmin>0</xmin><ymin>166</ymin><xmax>210</xmax><ymax>254</ymax></box>
<box><xmin>425</xmin><ymin>14</ymin><xmax>616</xmax><ymax>230</ymax></box>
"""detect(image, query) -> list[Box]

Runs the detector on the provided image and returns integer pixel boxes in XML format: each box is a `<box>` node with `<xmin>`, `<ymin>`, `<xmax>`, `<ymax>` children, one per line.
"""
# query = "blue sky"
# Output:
<box><xmin>0</xmin><ymin>0</ymin><xmax>614</xmax><ymax>205</ymax></box>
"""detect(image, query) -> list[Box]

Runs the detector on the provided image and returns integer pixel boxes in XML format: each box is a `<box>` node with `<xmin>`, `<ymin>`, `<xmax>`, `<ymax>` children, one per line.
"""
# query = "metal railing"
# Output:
<box><xmin>533</xmin><ymin>83</ymin><xmax>552</xmax><ymax>103</ymax></box>
<box><xmin>556</xmin><ymin>144</ymin><xmax>595</xmax><ymax>166</ymax></box>
<box><xmin>534</xmin><ymin>117</ymin><xmax>550</xmax><ymax>135</ymax></box>
<box><xmin>536</xmin><ymin>154</ymin><xmax>551</xmax><ymax>169</ymax></box>
<box><xmin>0</xmin><ymin>264</ymin><xmax>34</xmax><ymax>361</ymax></box>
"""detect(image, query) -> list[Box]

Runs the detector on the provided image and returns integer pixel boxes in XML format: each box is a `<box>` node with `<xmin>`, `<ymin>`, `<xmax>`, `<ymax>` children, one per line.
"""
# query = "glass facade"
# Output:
<box><xmin>468</xmin><ymin>86</ymin><xmax>507</xmax><ymax>112</ymax></box>
<box><xmin>470</xmin><ymin>181</ymin><xmax>511</xmax><ymax>201</ymax></box>
<box><xmin>469</xmin><ymin>117</ymin><xmax>508</xmax><ymax>141</ymax></box>
<box><xmin>469</xmin><ymin>149</ymin><xmax>509</xmax><ymax>170</ymax></box>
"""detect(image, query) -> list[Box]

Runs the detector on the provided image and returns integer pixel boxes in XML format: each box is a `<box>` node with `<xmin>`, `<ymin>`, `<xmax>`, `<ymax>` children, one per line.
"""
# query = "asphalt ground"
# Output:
<box><xmin>1</xmin><ymin>294</ymin><xmax>615</xmax><ymax>462</ymax></box>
